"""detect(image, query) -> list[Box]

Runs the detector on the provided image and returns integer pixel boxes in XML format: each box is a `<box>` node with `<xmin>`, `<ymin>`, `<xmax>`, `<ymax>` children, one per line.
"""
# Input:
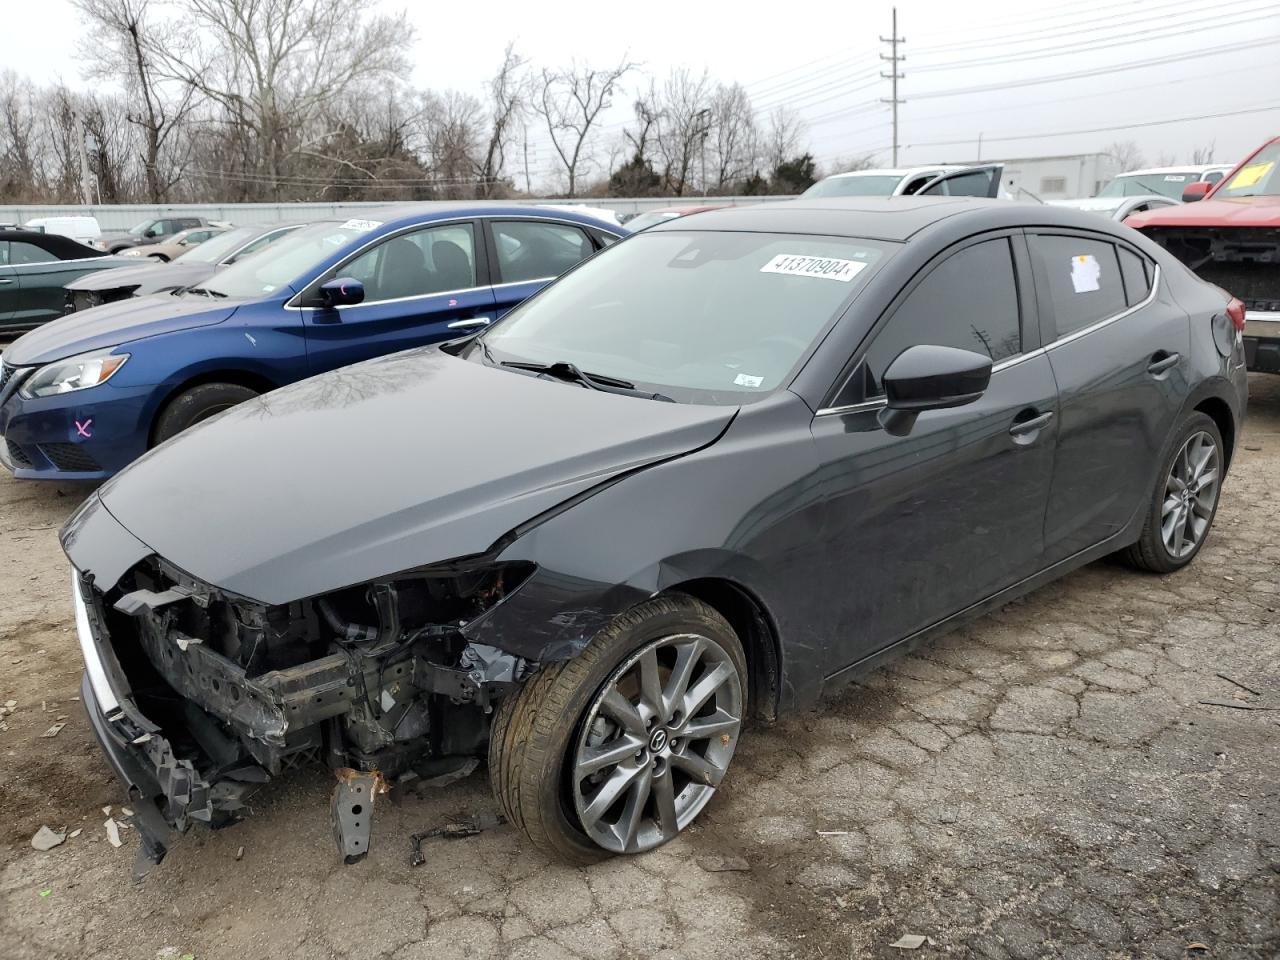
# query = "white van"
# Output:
<box><xmin>23</xmin><ymin>215</ymin><xmax>103</xmax><ymax>246</ymax></box>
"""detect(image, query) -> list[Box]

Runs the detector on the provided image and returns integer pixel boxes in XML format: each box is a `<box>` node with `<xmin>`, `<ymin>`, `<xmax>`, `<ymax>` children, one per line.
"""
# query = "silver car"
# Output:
<box><xmin>1048</xmin><ymin>194</ymin><xmax>1180</xmax><ymax>222</ymax></box>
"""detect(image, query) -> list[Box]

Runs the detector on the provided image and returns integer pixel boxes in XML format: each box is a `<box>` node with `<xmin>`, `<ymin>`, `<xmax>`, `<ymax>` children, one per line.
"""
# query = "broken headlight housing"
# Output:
<box><xmin>20</xmin><ymin>349</ymin><xmax>129</xmax><ymax>399</ymax></box>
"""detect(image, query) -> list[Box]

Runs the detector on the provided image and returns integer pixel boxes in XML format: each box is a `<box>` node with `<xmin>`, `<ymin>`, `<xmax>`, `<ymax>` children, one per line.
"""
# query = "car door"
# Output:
<box><xmin>298</xmin><ymin>220</ymin><xmax>496</xmax><ymax>375</ymax></box>
<box><xmin>485</xmin><ymin>218</ymin><xmax>604</xmax><ymax>321</ymax></box>
<box><xmin>5</xmin><ymin>239</ymin><xmax>74</xmax><ymax>327</ymax></box>
<box><xmin>1028</xmin><ymin>231</ymin><xmax>1190</xmax><ymax>563</ymax></box>
<box><xmin>0</xmin><ymin>241</ymin><xmax>15</xmax><ymax>324</ymax></box>
<box><xmin>810</xmin><ymin>233</ymin><xmax>1058</xmax><ymax>665</ymax></box>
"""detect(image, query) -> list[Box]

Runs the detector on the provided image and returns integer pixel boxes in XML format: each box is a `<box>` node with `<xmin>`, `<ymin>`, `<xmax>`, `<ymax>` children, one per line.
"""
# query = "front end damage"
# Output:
<box><xmin>1142</xmin><ymin>225</ymin><xmax>1280</xmax><ymax>373</ymax></box>
<box><xmin>74</xmin><ymin>555</ymin><xmax>536</xmax><ymax>870</ymax></box>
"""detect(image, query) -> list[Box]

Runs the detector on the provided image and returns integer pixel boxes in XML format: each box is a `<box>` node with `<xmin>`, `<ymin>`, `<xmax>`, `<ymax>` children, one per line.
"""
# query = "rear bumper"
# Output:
<box><xmin>1243</xmin><ymin>310</ymin><xmax>1280</xmax><ymax>374</ymax></box>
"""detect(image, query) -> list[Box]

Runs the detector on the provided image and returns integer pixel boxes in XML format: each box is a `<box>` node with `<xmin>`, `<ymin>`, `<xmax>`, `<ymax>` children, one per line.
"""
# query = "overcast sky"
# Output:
<box><xmin>7</xmin><ymin>0</ymin><xmax>1279</xmax><ymax>188</ymax></box>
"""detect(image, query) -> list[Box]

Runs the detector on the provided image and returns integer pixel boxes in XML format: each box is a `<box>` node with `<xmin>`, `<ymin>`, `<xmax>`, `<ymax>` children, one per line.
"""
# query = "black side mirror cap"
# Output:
<box><xmin>319</xmin><ymin>277</ymin><xmax>365</xmax><ymax>308</ymax></box>
<box><xmin>878</xmin><ymin>344</ymin><xmax>993</xmax><ymax>436</ymax></box>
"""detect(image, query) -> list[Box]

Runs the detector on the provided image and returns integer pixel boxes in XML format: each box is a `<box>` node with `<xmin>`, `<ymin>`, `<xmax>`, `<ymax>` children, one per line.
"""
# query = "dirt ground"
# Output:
<box><xmin>0</xmin><ymin>374</ymin><xmax>1277</xmax><ymax>960</ymax></box>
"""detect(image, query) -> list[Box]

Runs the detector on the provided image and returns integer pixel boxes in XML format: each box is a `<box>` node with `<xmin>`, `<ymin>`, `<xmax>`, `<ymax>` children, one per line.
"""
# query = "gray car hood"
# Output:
<box><xmin>65</xmin><ymin>260</ymin><xmax>216</xmax><ymax>296</ymax></box>
<box><xmin>95</xmin><ymin>348</ymin><xmax>736</xmax><ymax>605</ymax></box>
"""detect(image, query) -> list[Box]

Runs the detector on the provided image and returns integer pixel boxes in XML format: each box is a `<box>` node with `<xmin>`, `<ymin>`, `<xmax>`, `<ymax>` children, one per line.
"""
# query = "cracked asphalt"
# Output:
<box><xmin>1</xmin><ymin>374</ymin><xmax>1277</xmax><ymax>960</ymax></box>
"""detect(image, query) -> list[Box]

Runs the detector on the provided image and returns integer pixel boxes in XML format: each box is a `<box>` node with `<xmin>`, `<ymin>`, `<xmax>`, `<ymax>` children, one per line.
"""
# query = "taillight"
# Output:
<box><xmin>1226</xmin><ymin>297</ymin><xmax>1246</xmax><ymax>333</ymax></box>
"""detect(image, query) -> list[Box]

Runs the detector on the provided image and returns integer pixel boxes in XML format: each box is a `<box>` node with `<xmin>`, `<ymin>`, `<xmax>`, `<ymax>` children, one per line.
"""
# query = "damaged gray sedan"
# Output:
<box><xmin>63</xmin><ymin>196</ymin><xmax>1245</xmax><ymax>870</ymax></box>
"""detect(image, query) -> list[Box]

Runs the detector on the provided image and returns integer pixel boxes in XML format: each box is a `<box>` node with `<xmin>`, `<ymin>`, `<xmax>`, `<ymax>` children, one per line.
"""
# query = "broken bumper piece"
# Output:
<box><xmin>75</xmin><ymin>573</ymin><xmax>267</xmax><ymax>872</ymax></box>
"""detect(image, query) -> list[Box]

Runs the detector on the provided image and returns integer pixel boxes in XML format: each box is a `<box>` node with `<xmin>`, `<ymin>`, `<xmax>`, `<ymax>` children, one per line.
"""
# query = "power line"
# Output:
<box><xmin>909</xmin><ymin>35</ymin><xmax>1280</xmax><ymax>100</ymax></box>
<box><xmin>909</xmin><ymin>0</ymin><xmax>1168</xmax><ymax>50</ymax></box>
<box><xmin>912</xmin><ymin>5</ymin><xmax>1280</xmax><ymax>74</ymax></box>
<box><xmin>905</xmin><ymin>103</ymin><xmax>1280</xmax><ymax>149</ymax></box>
<box><xmin>912</xmin><ymin>0</ymin><xmax>1267</xmax><ymax>55</ymax></box>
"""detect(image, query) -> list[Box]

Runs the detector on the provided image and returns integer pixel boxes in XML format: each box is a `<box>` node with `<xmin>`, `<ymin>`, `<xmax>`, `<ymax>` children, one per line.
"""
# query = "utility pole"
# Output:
<box><xmin>73</xmin><ymin>108</ymin><xmax>94</xmax><ymax>206</ymax></box>
<box><xmin>880</xmin><ymin>7</ymin><xmax>905</xmax><ymax>167</ymax></box>
<box><xmin>696</xmin><ymin>107</ymin><xmax>710</xmax><ymax>196</ymax></box>
<box><xmin>522</xmin><ymin>125</ymin><xmax>533</xmax><ymax>194</ymax></box>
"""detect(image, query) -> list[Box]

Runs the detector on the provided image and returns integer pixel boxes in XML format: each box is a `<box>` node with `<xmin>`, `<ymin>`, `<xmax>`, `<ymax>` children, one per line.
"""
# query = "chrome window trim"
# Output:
<box><xmin>1</xmin><ymin>254</ymin><xmax>109</xmax><ymax>268</ymax></box>
<box><xmin>282</xmin><ymin>214</ymin><xmax>608</xmax><ymax>311</ymax></box>
<box><xmin>814</xmin><ymin>349</ymin><xmax>1045</xmax><ymax>417</ymax></box>
<box><xmin>1044</xmin><ymin>263</ymin><xmax>1161</xmax><ymax>351</ymax></box>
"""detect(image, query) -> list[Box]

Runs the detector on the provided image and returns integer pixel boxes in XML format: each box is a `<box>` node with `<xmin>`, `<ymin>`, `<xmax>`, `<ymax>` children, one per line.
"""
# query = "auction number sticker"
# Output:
<box><xmin>760</xmin><ymin>254</ymin><xmax>868</xmax><ymax>282</ymax></box>
<box><xmin>341</xmin><ymin>218</ymin><xmax>383</xmax><ymax>232</ymax></box>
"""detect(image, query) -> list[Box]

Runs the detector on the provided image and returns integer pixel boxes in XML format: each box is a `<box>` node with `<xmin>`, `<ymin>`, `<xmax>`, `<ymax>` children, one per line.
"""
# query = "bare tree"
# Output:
<box><xmin>152</xmin><ymin>0</ymin><xmax>414</xmax><ymax>198</ymax></box>
<box><xmin>652</xmin><ymin>69</ymin><xmax>714</xmax><ymax>195</ymax></box>
<box><xmin>1105</xmin><ymin>140</ymin><xmax>1146</xmax><ymax>172</ymax></box>
<box><xmin>1190</xmin><ymin>142</ymin><xmax>1216</xmax><ymax>164</ymax></box>
<box><xmin>536</xmin><ymin>58</ymin><xmax>633</xmax><ymax>197</ymax></box>
<box><xmin>474</xmin><ymin>42</ymin><xmax>526</xmax><ymax>198</ymax></box>
<box><xmin>763</xmin><ymin>107</ymin><xmax>806</xmax><ymax>175</ymax></box>
<box><xmin>413</xmin><ymin>90</ymin><xmax>484</xmax><ymax>199</ymax></box>
<box><xmin>74</xmin><ymin>0</ymin><xmax>196</xmax><ymax>201</ymax></box>
<box><xmin>821</xmin><ymin>153</ymin><xmax>878</xmax><ymax>177</ymax></box>
<box><xmin>709</xmin><ymin>82</ymin><xmax>757</xmax><ymax>191</ymax></box>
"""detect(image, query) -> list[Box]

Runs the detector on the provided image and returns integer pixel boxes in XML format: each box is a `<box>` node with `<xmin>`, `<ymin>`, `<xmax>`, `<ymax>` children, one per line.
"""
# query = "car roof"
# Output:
<box><xmin>822</xmin><ymin>165</ymin><xmax>964</xmax><ymax>181</ymax></box>
<box><xmin>373</xmin><ymin>202</ymin><xmax>623</xmax><ymax>232</ymax></box>
<box><xmin>647</xmin><ymin>195</ymin><xmax>1148</xmax><ymax>243</ymax></box>
<box><xmin>1</xmin><ymin>230</ymin><xmax>103</xmax><ymax>257</ymax></box>
<box><xmin>1117</xmin><ymin>164</ymin><xmax>1231</xmax><ymax>176</ymax></box>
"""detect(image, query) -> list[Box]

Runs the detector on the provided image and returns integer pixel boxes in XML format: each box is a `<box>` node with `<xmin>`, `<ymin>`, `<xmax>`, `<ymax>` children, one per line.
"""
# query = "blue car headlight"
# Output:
<box><xmin>20</xmin><ymin>350</ymin><xmax>130</xmax><ymax>399</ymax></box>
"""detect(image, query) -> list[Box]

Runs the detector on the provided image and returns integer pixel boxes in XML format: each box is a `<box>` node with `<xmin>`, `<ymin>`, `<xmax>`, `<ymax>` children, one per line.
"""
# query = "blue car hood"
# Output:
<box><xmin>4</xmin><ymin>293</ymin><xmax>241</xmax><ymax>366</ymax></box>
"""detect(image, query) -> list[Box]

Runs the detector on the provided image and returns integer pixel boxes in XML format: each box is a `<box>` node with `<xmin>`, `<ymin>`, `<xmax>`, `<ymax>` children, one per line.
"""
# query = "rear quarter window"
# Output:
<box><xmin>1116</xmin><ymin>246</ymin><xmax>1153</xmax><ymax>307</ymax></box>
<box><xmin>1031</xmin><ymin>235</ymin><xmax>1127</xmax><ymax>338</ymax></box>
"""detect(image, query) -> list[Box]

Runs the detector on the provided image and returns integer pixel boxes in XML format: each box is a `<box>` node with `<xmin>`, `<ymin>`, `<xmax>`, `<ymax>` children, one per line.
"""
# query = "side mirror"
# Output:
<box><xmin>319</xmin><ymin>277</ymin><xmax>365</xmax><ymax>308</ymax></box>
<box><xmin>1182</xmin><ymin>181</ymin><xmax>1212</xmax><ymax>203</ymax></box>
<box><xmin>878</xmin><ymin>344</ymin><xmax>992</xmax><ymax>436</ymax></box>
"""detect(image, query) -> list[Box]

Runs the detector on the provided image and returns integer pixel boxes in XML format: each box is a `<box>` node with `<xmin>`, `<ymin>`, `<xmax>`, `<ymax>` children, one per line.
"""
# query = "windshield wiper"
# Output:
<box><xmin>185</xmin><ymin>286</ymin><xmax>228</xmax><ymax>299</ymax></box>
<box><xmin>500</xmin><ymin>359</ymin><xmax>673</xmax><ymax>401</ymax></box>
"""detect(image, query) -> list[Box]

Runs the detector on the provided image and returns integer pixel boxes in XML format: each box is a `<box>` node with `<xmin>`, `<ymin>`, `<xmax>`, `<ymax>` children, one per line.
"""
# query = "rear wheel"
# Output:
<box><xmin>152</xmin><ymin>382</ymin><xmax>259</xmax><ymax>446</ymax></box>
<box><xmin>1120</xmin><ymin>411</ymin><xmax>1223</xmax><ymax>573</ymax></box>
<box><xmin>489</xmin><ymin>595</ymin><xmax>747</xmax><ymax>864</ymax></box>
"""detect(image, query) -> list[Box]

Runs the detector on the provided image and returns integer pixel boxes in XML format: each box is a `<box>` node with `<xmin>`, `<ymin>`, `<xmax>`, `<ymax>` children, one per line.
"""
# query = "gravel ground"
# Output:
<box><xmin>0</xmin><ymin>374</ymin><xmax>1276</xmax><ymax>960</ymax></box>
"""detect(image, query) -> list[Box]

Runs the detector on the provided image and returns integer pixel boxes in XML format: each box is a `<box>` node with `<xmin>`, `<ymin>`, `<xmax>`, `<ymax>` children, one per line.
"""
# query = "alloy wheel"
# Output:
<box><xmin>571</xmin><ymin>633</ymin><xmax>743</xmax><ymax>853</ymax></box>
<box><xmin>1161</xmin><ymin>430</ymin><xmax>1220</xmax><ymax>559</ymax></box>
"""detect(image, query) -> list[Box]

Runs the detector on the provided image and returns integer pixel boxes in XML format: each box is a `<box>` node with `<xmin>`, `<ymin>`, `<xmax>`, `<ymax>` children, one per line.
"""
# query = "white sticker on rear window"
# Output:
<box><xmin>733</xmin><ymin>373</ymin><xmax>764</xmax><ymax>387</ymax></box>
<box><xmin>341</xmin><ymin>218</ymin><xmax>382</xmax><ymax>232</ymax></box>
<box><xmin>760</xmin><ymin>254</ymin><xmax>867</xmax><ymax>282</ymax></box>
<box><xmin>1070</xmin><ymin>254</ymin><xmax>1101</xmax><ymax>294</ymax></box>
<box><xmin>1163</xmin><ymin>175</ymin><xmax>1187</xmax><ymax>182</ymax></box>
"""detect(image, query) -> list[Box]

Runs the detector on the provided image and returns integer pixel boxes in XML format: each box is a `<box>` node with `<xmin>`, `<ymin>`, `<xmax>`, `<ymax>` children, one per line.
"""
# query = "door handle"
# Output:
<box><xmin>447</xmin><ymin>317</ymin><xmax>492</xmax><ymax>330</ymax></box>
<box><xmin>1147</xmin><ymin>351</ymin><xmax>1180</xmax><ymax>375</ymax></box>
<box><xmin>1009</xmin><ymin>410</ymin><xmax>1054</xmax><ymax>437</ymax></box>
<box><xmin>0</xmin><ymin>279</ymin><xmax>14</xmax><ymax>285</ymax></box>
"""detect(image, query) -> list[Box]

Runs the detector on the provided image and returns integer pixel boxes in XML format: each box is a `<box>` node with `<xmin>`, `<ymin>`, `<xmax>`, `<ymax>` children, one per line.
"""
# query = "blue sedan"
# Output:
<box><xmin>0</xmin><ymin>205</ymin><xmax>623</xmax><ymax>480</ymax></box>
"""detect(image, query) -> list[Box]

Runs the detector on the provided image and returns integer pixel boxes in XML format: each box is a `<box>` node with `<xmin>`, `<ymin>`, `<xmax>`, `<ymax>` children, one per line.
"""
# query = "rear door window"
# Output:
<box><xmin>1029</xmin><ymin>235</ymin><xmax>1127</xmax><ymax>338</ymax></box>
<box><xmin>492</xmin><ymin>220</ymin><xmax>595</xmax><ymax>283</ymax></box>
<box><xmin>859</xmin><ymin>237</ymin><xmax>1022</xmax><ymax>397</ymax></box>
<box><xmin>8</xmin><ymin>241</ymin><xmax>53</xmax><ymax>265</ymax></box>
<box><xmin>1116</xmin><ymin>246</ymin><xmax>1153</xmax><ymax>307</ymax></box>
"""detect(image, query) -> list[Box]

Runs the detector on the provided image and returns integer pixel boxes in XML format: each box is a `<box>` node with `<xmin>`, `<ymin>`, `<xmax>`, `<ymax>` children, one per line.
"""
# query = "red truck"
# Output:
<box><xmin>1126</xmin><ymin>136</ymin><xmax>1280</xmax><ymax>374</ymax></box>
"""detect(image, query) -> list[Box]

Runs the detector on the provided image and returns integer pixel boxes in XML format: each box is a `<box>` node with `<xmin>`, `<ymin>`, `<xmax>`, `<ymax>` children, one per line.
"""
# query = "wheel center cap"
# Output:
<box><xmin>649</xmin><ymin>729</ymin><xmax>669</xmax><ymax>752</ymax></box>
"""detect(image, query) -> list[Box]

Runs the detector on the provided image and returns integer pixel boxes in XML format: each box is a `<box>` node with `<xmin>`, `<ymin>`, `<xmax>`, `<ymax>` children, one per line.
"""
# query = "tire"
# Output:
<box><xmin>152</xmin><ymin>382</ymin><xmax>259</xmax><ymax>446</ymax></box>
<box><xmin>1119</xmin><ymin>410</ymin><xmax>1224</xmax><ymax>573</ymax></box>
<box><xmin>489</xmin><ymin>594</ymin><xmax>748</xmax><ymax>864</ymax></box>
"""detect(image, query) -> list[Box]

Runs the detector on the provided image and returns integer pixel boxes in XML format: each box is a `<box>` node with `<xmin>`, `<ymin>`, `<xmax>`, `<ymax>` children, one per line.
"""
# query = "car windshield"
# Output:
<box><xmin>478</xmin><ymin>230</ymin><xmax>891</xmax><ymax>404</ymax></box>
<box><xmin>1218</xmin><ymin>141</ymin><xmax>1280</xmax><ymax>198</ymax></box>
<box><xmin>128</xmin><ymin>219</ymin><xmax>161</xmax><ymax>236</ymax></box>
<box><xmin>197</xmin><ymin>221</ymin><xmax>373</xmax><ymax>299</ymax></box>
<box><xmin>626</xmin><ymin>211</ymin><xmax>682</xmax><ymax>231</ymax></box>
<box><xmin>1098</xmin><ymin>173</ymin><xmax>1199</xmax><ymax>199</ymax></box>
<box><xmin>179</xmin><ymin>227</ymin><xmax>257</xmax><ymax>264</ymax></box>
<box><xmin>802</xmin><ymin>175</ymin><xmax>904</xmax><ymax>198</ymax></box>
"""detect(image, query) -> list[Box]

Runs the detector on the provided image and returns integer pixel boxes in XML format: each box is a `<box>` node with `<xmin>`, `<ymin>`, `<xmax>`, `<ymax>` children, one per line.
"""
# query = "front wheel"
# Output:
<box><xmin>1119</xmin><ymin>410</ymin><xmax>1224</xmax><ymax>573</ymax></box>
<box><xmin>152</xmin><ymin>382</ymin><xmax>259</xmax><ymax>446</ymax></box>
<box><xmin>489</xmin><ymin>595</ymin><xmax>747</xmax><ymax>864</ymax></box>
